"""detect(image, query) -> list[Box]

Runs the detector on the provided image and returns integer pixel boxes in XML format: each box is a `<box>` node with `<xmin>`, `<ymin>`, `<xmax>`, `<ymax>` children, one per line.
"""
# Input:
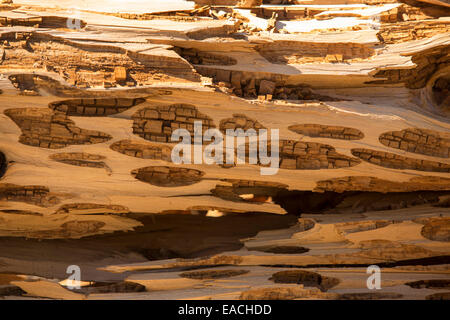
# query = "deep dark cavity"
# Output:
<box><xmin>262</xmin><ymin>255</ymin><xmax>450</xmax><ymax>269</ymax></box>
<box><xmin>405</xmin><ymin>279</ymin><xmax>450</xmax><ymax>289</ymax></box>
<box><xmin>0</xmin><ymin>285</ymin><xmax>25</xmax><ymax>298</ymax></box>
<box><xmin>0</xmin><ymin>151</ymin><xmax>6</xmax><ymax>179</ymax></box>
<box><xmin>273</xmin><ymin>190</ymin><xmax>450</xmax><ymax>215</ymax></box>
<box><xmin>131</xmin><ymin>213</ymin><xmax>297</xmax><ymax>260</ymax></box>
<box><xmin>253</xmin><ymin>246</ymin><xmax>310</xmax><ymax>254</ymax></box>
<box><xmin>209</xmin><ymin>183</ymin><xmax>447</xmax><ymax>216</ymax></box>
<box><xmin>432</xmin><ymin>74</ymin><xmax>450</xmax><ymax>107</ymax></box>
<box><xmin>0</xmin><ymin>212</ymin><xmax>297</xmax><ymax>280</ymax></box>
<box><xmin>426</xmin><ymin>292</ymin><xmax>450</xmax><ymax>300</ymax></box>
<box><xmin>173</xmin><ymin>47</ymin><xmax>237</xmax><ymax>66</ymax></box>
